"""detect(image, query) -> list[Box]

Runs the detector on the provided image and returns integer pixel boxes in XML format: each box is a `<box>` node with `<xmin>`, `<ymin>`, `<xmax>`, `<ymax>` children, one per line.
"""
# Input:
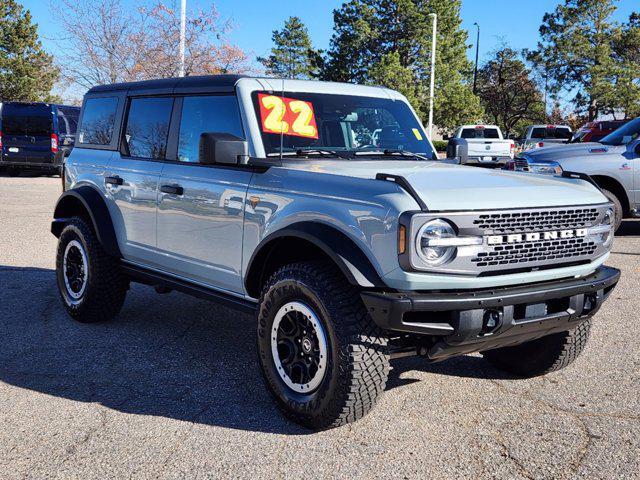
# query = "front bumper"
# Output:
<box><xmin>361</xmin><ymin>266</ymin><xmax>620</xmax><ymax>361</ymax></box>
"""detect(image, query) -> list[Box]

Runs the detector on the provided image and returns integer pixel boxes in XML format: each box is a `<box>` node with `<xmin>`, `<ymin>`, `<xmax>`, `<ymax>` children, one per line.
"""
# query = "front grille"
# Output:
<box><xmin>407</xmin><ymin>204</ymin><xmax>610</xmax><ymax>276</ymax></box>
<box><xmin>472</xmin><ymin>237</ymin><xmax>598</xmax><ymax>267</ymax></box>
<box><xmin>473</xmin><ymin>207</ymin><xmax>599</xmax><ymax>234</ymax></box>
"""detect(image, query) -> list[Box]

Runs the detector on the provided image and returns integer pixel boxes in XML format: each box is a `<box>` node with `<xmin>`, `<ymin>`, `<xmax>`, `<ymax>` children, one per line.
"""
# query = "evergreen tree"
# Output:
<box><xmin>323</xmin><ymin>0</ymin><xmax>483</xmax><ymax>132</ymax></box>
<box><xmin>476</xmin><ymin>47</ymin><xmax>546</xmax><ymax>138</ymax></box>
<box><xmin>0</xmin><ymin>0</ymin><xmax>58</xmax><ymax>101</ymax></box>
<box><xmin>258</xmin><ymin>16</ymin><xmax>323</xmax><ymax>79</ymax></box>
<box><xmin>608</xmin><ymin>12</ymin><xmax>640</xmax><ymax>118</ymax></box>
<box><xmin>526</xmin><ymin>0</ymin><xmax>620</xmax><ymax>121</ymax></box>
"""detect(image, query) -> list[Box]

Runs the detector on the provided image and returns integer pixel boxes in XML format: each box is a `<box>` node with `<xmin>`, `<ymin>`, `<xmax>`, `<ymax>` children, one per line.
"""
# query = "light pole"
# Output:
<box><xmin>472</xmin><ymin>22</ymin><xmax>480</xmax><ymax>94</ymax></box>
<box><xmin>428</xmin><ymin>13</ymin><xmax>437</xmax><ymax>139</ymax></box>
<box><xmin>178</xmin><ymin>0</ymin><xmax>186</xmax><ymax>77</ymax></box>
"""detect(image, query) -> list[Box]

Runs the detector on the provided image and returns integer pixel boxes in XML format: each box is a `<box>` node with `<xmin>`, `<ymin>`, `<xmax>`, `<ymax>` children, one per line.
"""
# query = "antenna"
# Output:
<box><xmin>280</xmin><ymin>77</ymin><xmax>285</xmax><ymax>160</ymax></box>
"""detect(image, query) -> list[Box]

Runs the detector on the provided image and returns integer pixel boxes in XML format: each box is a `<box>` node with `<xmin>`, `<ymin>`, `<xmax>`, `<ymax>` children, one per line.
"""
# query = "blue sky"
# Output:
<box><xmin>22</xmin><ymin>0</ymin><xmax>638</xmax><ymax>67</ymax></box>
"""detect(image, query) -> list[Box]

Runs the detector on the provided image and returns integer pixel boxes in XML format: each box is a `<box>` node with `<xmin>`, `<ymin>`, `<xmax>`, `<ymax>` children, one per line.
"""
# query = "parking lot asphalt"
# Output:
<box><xmin>0</xmin><ymin>173</ymin><xmax>638</xmax><ymax>479</ymax></box>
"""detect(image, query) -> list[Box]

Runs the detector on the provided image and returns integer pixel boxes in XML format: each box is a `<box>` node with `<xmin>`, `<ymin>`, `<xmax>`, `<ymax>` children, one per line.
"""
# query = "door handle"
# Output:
<box><xmin>160</xmin><ymin>184</ymin><xmax>184</xmax><ymax>195</ymax></box>
<box><xmin>105</xmin><ymin>175</ymin><xmax>123</xmax><ymax>186</ymax></box>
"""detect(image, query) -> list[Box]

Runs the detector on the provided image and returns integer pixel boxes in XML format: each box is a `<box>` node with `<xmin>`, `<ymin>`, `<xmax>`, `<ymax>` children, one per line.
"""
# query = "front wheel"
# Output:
<box><xmin>257</xmin><ymin>261</ymin><xmax>389</xmax><ymax>429</ymax></box>
<box><xmin>482</xmin><ymin>320</ymin><xmax>592</xmax><ymax>377</ymax></box>
<box><xmin>600</xmin><ymin>188</ymin><xmax>623</xmax><ymax>232</ymax></box>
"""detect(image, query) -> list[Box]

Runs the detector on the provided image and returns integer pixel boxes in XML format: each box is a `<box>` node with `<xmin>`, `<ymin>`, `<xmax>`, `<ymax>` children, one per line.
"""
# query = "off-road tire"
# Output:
<box><xmin>482</xmin><ymin>320</ymin><xmax>592</xmax><ymax>377</ymax></box>
<box><xmin>257</xmin><ymin>261</ymin><xmax>389</xmax><ymax>429</ymax></box>
<box><xmin>56</xmin><ymin>216</ymin><xmax>128</xmax><ymax>322</ymax></box>
<box><xmin>600</xmin><ymin>188</ymin><xmax>623</xmax><ymax>232</ymax></box>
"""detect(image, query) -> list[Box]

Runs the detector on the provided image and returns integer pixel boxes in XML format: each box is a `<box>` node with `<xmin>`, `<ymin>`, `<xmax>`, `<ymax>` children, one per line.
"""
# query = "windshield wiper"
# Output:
<box><xmin>266</xmin><ymin>147</ymin><xmax>351</xmax><ymax>159</ymax></box>
<box><xmin>354</xmin><ymin>149</ymin><xmax>433</xmax><ymax>161</ymax></box>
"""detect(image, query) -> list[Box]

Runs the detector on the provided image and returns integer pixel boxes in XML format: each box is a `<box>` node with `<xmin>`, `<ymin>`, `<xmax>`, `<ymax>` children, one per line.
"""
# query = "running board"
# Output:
<box><xmin>120</xmin><ymin>262</ymin><xmax>257</xmax><ymax>313</ymax></box>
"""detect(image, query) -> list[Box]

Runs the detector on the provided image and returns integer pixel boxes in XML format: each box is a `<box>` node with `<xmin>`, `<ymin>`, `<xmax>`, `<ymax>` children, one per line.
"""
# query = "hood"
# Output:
<box><xmin>524</xmin><ymin>142</ymin><xmax>626</xmax><ymax>162</ymax></box>
<box><xmin>281</xmin><ymin>160</ymin><xmax>608</xmax><ymax>211</ymax></box>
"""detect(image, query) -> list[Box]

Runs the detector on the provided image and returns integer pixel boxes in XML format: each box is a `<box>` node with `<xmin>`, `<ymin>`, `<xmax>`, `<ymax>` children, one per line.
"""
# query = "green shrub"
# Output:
<box><xmin>432</xmin><ymin>140</ymin><xmax>448</xmax><ymax>152</ymax></box>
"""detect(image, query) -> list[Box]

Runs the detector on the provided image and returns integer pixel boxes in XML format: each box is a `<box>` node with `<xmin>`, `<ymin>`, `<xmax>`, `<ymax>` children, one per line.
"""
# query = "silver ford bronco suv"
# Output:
<box><xmin>51</xmin><ymin>75</ymin><xmax>620</xmax><ymax>429</ymax></box>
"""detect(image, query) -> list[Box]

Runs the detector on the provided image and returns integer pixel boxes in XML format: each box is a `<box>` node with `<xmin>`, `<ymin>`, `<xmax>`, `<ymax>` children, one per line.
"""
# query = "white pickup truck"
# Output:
<box><xmin>446</xmin><ymin>124</ymin><xmax>514</xmax><ymax>167</ymax></box>
<box><xmin>520</xmin><ymin>124</ymin><xmax>573</xmax><ymax>152</ymax></box>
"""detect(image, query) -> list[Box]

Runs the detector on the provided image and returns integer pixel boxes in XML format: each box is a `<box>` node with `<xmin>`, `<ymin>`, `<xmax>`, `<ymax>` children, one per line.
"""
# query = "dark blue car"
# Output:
<box><xmin>0</xmin><ymin>102</ymin><xmax>80</xmax><ymax>175</ymax></box>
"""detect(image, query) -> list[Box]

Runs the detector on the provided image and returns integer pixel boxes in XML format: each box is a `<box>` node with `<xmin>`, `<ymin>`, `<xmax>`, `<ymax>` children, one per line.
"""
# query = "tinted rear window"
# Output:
<box><xmin>78</xmin><ymin>97</ymin><xmax>119</xmax><ymax>145</ymax></box>
<box><xmin>1</xmin><ymin>104</ymin><xmax>52</xmax><ymax>136</ymax></box>
<box><xmin>530</xmin><ymin>127</ymin><xmax>572</xmax><ymax>139</ymax></box>
<box><xmin>460</xmin><ymin>128</ymin><xmax>500</xmax><ymax>139</ymax></box>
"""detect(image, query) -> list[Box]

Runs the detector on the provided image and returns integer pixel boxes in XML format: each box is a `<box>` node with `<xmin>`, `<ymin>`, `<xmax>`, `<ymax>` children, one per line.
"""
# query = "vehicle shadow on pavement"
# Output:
<box><xmin>1</xmin><ymin>265</ymin><xmax>516</xmax><ymax>434</ymax></box>
<box><xmin>614</xmin><ymin>219</ymin><xmax>640</xmax><ymax>238</ymax></box>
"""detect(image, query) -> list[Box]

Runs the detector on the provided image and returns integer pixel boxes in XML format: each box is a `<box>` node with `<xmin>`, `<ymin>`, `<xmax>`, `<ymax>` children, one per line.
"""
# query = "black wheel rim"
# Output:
<box><xmin>271</xmin><ymin>301</ymin><xmax>327</xmax><ymax>393</ymax></box>
<box><xmin>63</xmin><ymin>240</ymin><xmax>88</xmax><ymax>302</ymax></box>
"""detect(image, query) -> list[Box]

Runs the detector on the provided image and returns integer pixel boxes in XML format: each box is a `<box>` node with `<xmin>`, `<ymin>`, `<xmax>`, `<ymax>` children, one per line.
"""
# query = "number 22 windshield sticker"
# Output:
<box><xmin>258</xmin><ymin>93</ymin><xmax>319</xmax><ymax>139</ymax></box>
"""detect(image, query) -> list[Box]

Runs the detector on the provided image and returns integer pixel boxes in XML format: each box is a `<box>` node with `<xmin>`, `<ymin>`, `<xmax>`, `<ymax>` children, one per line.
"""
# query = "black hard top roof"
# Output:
<box><xmin>87</xmin><ymin>74</ymin><xmax>248</xmax><ymax>94</ymax></box>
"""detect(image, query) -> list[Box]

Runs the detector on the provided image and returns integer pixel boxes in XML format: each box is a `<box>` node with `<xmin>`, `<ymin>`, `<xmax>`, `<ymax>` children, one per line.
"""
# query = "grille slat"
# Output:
<box><xmin>472</xmin><ymin>237</ymin><xmax>597</xmax><ymax>267</ymax></box>
<box><xmin>473</xmin><ymin>207</ymin><xmax>599</xmax><ymax>234</ymax></box>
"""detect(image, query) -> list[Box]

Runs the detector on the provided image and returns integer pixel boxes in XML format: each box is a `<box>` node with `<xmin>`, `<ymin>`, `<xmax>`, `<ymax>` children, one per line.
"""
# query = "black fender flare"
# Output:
<box><xmin>51</xmin><ymin>186</ymin><xmax>121</xmax><ymax>258</ymax></box>
<box><xmin>244</xmin><ymin>222</ymin><xmax>385</xmax><ymax>297</ymax></box>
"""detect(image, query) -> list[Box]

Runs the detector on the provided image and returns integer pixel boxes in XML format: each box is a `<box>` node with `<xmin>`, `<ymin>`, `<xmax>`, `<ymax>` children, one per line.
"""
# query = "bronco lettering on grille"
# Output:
<box><xmin>487</xmin><ymin>229</ymin><xmax>588</xmax><ymax>245</ymax></box>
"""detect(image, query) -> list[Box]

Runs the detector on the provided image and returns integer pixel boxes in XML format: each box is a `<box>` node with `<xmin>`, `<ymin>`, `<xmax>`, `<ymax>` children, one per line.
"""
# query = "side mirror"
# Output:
<box><xmin>446</xmin><ymin>138</ymin><xmax>469</xmax><ymax>164</ymax></box>
<box><xmin>442</xmin><ymin>134</ymin><xmax>450</xmax><ymax>141</ymax></box>
<box><xmin>199</xmin><ymin>132</ymin><xmax>248</xmax><ymax>165</ymax></box>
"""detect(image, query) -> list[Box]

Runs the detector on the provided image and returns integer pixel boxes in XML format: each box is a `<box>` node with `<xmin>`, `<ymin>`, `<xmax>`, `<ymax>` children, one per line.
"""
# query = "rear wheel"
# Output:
<box><xmin>56</xmin><ymin>216</ymin><xmax>128</xmax><ymax>322</ymax></box>
<box><xmin>7</xmin><ymin>168</ymin><xmax>20</xmax><ymax>177</ymax></box>
<box><xmin>600</xmin><ymin>188</ymin><xmax>623</xmax><ymax>232</ymax></box>
<box><xmin>257</xmin><ymin>261</ymin><xmax>389</xmax><ymax>429</ymax></box>
<box><xmin>482</xmin><ymin>320</ymin><xmax>592</xmax><ymax>377</ymax></box>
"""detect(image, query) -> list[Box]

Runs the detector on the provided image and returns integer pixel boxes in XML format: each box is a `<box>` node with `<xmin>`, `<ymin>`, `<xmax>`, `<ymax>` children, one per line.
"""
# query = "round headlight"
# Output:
<box><xmin>416</xmin><ymin>219</ymin><xmax>456</xmax><ymax>266</ymax></box>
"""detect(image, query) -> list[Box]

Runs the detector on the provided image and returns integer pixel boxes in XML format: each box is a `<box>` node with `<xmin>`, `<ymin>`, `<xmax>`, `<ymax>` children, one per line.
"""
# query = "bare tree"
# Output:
<box><xmin>53</xmin><ymin>0</ymin><xmax>253</xmax><ymax>90</ymax></box>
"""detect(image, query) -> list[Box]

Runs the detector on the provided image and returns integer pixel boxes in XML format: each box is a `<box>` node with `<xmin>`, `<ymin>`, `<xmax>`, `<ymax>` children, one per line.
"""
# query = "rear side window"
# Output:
<box><xmin>1</xmin><ymin>104</ymin><xmax>51</xmax><ymax>136</ymax></box>
<box><xmin>124</xmin><ymin>97</ymin><xmax>173</xmax><ymax>159</ymax></box>
<box><xmin>177</xmin><ymin>95</ymin><xmax>244</xmax><ymax>163</ymax></box>
<box><xmin>78</xmin><ymin>97</ymin><xmax>118</xmax><ymax>145</ymax></box>
<box><xmin>57</xmin><ymin>106</ymin><xmax>80</xmax><ymax>136</ymax></box>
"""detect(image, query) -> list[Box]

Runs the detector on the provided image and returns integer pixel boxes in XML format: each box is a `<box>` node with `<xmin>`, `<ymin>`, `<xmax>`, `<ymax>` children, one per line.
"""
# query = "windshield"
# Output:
<box><xmin>252</xmin><ymin>91</ymin><xmax>435</xmax><ymax>159</ymax></box>
<box><xmin>600</xmin><ymin>118</ymin><xmax>640</xmax><ymax>146</ymax></box>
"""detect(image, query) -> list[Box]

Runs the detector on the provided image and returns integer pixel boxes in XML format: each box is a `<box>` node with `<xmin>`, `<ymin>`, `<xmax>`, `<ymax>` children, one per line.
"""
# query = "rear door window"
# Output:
<box><xmin>123</xmin><ymin>97</ymin><xmax>174</xmax><ymax>159</ymax></box>
<box><xmin>78</xmin><ymin>97</ymin><xmax>118</xmax><ymax>145</ymax></box>
<box><xmin>177</xmin><ymin>95</ymin><xmax>244</xmax><ymax>163</ymax></box>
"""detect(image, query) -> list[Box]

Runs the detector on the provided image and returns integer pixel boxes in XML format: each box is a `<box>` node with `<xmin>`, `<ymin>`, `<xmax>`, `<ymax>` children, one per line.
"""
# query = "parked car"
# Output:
<box><xmin>445</xmin><ymin>124</ymin><xmax>514</xmax><ymax>167</ymax></box>
<box><xmin>51</xmin><ymin>75</ymin><xmax>619</xmax><ymax>429</ymax></box>
<box><xmin>0</xmin><ymin>101</ymin><xmax>79</xmax><ymax>175</ymax></box>
<box><xmin>571</xmin><ymin>119</ymin><xmax>630</xmax><ymax>143</ymax></box>
<box><xmin>520</xmin><ymin>124</ymin><xmax>573</xmax><ymax>151</ymax></box>
<box><xmin>509</xmin><ymin>117</ymin><xmax>640</xmax><ymax>230</ymax></box>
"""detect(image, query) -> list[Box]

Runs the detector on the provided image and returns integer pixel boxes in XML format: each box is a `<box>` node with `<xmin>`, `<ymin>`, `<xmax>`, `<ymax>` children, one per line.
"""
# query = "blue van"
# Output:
<box><xmin>0</xmin><ymin>102</ymin><xmax>80</xmax><ymax>175</ymax></box>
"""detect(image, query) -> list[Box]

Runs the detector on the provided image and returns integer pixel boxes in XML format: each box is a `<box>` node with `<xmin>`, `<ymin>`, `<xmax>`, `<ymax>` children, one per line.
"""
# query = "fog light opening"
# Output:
<box><xmin>583</xmin><ymin>293</ymin><xmax>598</xmax><ymax>314</ymax></box>
<box><xmin>481</xmin><ymin>309</ymin><xmax>502</xmax><ymax>336</ymax></box>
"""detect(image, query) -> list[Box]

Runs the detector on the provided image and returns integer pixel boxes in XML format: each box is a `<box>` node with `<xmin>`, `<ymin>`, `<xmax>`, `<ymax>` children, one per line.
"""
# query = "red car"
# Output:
<box><xmin>571</xmin><ymin>120</ymin><xmax>630</xmax><ymax>143</ymax></box>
